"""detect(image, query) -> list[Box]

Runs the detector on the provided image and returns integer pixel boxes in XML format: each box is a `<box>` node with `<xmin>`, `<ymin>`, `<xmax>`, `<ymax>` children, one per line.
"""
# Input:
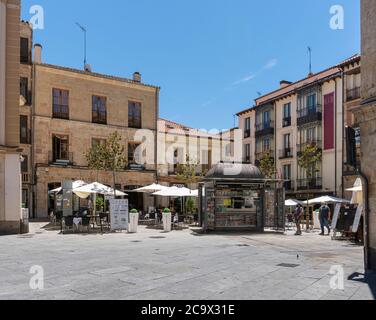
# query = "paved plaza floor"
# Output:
<box><xmin>0</xmin><ymin>223</ymin><xmax>375</xmax><ymax>300</ymax></box>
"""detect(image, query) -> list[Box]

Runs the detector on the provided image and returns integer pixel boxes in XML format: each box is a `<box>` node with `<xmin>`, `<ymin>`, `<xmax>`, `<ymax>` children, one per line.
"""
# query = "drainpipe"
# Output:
<box><xmin>334</xmin><ymin>79</ymin><xmax>338</xmax><ymax>196</ymax></box>
<box><xmin>341</xmin><ymin>70</ymin><xmax>345</xmax><ymax>198</ymax></box>
<box><xmin>357</xmin><ymin>169</ymin><xmax>370</xmax><ymax>271</ymax></box>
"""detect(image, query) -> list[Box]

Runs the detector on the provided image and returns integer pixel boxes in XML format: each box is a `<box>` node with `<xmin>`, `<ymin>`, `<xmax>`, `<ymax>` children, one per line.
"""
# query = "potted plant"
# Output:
<box><xmin>129</xmin><ymin>209</ymin><xmax>139</xmax><ymax>233</ymax></box>
<box><xmin>162</xmin><ymin>208</ymin><xmax>172</xmax><ymax>232</ymax></box>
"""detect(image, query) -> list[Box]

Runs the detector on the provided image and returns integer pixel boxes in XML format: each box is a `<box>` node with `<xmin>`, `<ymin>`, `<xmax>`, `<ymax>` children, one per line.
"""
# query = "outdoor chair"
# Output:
<box><xmin>81</xmin><ymin>216</ymin><xmax>91</xmax><ymax>233</ymax></box>
<box><xmin>63</xmin><ymin>216</ymin><xmax>74</xmax><ymax>233</ymax></box>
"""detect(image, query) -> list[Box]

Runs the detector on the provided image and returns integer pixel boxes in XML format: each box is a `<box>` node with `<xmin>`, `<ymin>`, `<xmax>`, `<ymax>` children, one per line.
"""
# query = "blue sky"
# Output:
<box><xmin>21</xmin><ymin>0</ymin><xmax>360</xmax><ymax>130</ymax></box>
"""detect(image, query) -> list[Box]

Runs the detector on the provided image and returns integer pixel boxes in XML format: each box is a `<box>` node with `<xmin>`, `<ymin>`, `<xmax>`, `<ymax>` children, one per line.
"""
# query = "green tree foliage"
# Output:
<box><xmin>176</xmin><ymin>155</ymin><xmax>202</xmax><ymax>186</ymax></box>
<box><xmin>258</xmin><ymin>152</ymin><xmax>275</xmax><ymax>179</ymax></box>
<box><xmin>84</xmin><ymin>131</ymin><xmax>127</xmax><ymax>197</ymax></box>
<box><xmin>297</xmin><ymin>142</ymin><xmax>322</xmax><ymax>179</ymax></box>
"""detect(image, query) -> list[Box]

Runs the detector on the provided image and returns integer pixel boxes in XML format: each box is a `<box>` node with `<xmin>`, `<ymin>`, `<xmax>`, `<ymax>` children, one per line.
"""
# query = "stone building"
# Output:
<box><xmin>0</xmin><ymin>0</ymin><xmax>22</xmax><ymax>234</ymax></box>
<box><xmin>19</xmin><ymin>21</ymin><xmax>33</xmax><ymax>215</ymax></box>
<box><xmin>237</xmin><ymin>65</ymin><xmax>345</xmax><ymax>202</ymax></box>
<box><xmin>31</xmin><ymin>47</ymin><xmax>160</xmax><ymax>217</ymax></box>
<box><xmin>354</xmin><ymin>0</ymin><xmax>376</xmax><ymax>270</ymax></box>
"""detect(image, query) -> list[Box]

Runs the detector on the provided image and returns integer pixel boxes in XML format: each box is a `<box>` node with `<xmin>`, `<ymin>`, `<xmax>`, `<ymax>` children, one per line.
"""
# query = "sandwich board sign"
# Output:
<box><xmin>110</xmin><ymin>199</ymin><xmax>129</xmax><ymax>231</ymax></box>
<box><xmin>331</xmin><ymin>204</ymin><xmax>341</xmax><ymax>230</ymax></box>
<box><xmin>352</xmin><ymin>204</ymin><xmax>363</xmax><ymax>233</ymax></box>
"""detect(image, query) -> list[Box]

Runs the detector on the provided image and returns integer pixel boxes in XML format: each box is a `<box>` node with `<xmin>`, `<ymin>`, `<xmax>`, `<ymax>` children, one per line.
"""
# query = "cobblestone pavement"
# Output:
<box><xmin>0</xmin><ymin>223</ymin><xmax>375</xmax><ymax>300</ymax></box>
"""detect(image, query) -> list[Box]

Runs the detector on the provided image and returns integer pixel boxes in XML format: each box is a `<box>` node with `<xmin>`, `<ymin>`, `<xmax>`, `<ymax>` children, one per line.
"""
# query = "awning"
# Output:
<box><xmin>48</xmin><ymin>180</ymin><xmax>87</xmax><ymax>194</ymax></box>
<box><xmin>133</xmin><ymin>184</ymin><xmax>170</xmax><ymax>193</ymax></box>
<box><xmin>307</xmin><ymin>195</ymin><xmax>350</xmax><ymax>205</ymax></box>
<box><xmin>73</xmin><ymin>182</ymin><xmax>127</xmax><ymax>199</ymax></box>
<box><xmin>152</xmin><ymin>186</ymin><xmax>198</xmax><ymax>198</ymax></box>
<box><xmin>285</xmin><ymin>199</ymin><xmax>303</xmax><ymax>207</ymax></box>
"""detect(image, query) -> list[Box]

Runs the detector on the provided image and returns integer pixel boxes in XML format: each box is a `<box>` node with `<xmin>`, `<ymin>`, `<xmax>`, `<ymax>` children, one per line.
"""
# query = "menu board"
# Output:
<box><xmin>110</xmin><ymin>199</ymin><xmax>129</xmax><ymax>231</ymax></box>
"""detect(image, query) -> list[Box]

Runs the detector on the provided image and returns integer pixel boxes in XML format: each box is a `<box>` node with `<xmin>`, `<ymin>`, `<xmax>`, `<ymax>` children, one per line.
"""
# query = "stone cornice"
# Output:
<box><xmin>353</xmin><ymin>99</ymin><xmax>376</xmax><ymax>122</ymax></box>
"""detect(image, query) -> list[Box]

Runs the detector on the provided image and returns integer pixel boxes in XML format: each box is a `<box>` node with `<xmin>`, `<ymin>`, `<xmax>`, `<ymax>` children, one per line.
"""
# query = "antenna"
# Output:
<box><xmin>76</xmin><ymin>22</ymin><xmax>87</xmax><ymax>68</ymax></box>
<box><xmin>307</xmin><ymin>46</ymin><xmax>312</xmax><ymax>75</ymax></box>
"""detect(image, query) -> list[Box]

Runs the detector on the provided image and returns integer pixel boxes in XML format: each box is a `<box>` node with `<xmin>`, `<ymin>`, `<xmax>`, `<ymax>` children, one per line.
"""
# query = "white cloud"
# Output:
<box><xmin>264</xmin><ymin>58</ymin><xmax>278</xmax><ymax>69</ymax></box>
<box><xmin>232</xmin><ymin>73</ymin><xmax>256</xmax><ymax>85</ymax></box>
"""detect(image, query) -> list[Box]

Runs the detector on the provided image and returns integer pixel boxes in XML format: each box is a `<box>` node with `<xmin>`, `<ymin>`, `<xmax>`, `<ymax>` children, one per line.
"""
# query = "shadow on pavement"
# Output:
<box><xmin>348</xmin><ymin>272</ymin><xmax>376</xmax><ymax>299</ymax></box>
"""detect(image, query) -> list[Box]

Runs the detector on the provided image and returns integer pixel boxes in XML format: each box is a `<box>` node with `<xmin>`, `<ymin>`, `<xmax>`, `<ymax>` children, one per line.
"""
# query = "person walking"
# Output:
<box><xmin>294</xmin><ymin>204</ymin><xmax>303</xmax><ymax>236</ymax></box>
<box><xmin>319</xmin><ymin>202</ymin><xmax>331</xmax><ymax>235</ymax></box>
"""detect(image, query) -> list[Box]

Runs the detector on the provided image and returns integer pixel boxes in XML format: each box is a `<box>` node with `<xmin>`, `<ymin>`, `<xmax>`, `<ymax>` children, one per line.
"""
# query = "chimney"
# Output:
<box><xmin>133</xmin><ymin>72</ymin><xmax>141</xmax><ymax>83</ymax></box>
<box><xmin>34</xmin><ymin>44</ymin><xmax>42</xmax><ymax>64</ymax></box>
<box><xmin>280</xmin><ymin>80</ymin><xmax>292</xmax><ymax>88</ymax></box>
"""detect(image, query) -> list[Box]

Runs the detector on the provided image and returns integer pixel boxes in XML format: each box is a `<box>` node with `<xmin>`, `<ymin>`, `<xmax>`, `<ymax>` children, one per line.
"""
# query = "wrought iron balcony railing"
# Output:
<box><xmin>255</xmin><ymin>120</ymin><xmax>275</xmax><ymax>137</ymax></box>
<box><xmin>48</xmin><ymin>151</ymin><xmax>73</xmax><ymax>166</ymax></box>
<box><xmin>297</xmin><ymin>104</ymin><xmax>322</xmax><ymax>126</ymax></box>
<box><xmin>346</xmin><ymin>87</ymin><xmax>361</xmax><ymax>102</ymax></box>
<box><xmin>278</xmin><ymin>148</ymin><xmax>293</xmax><ymax>159</ymax></box>
<box><xmin>297</xmin><ymin>177</ymin><xmax>323</xmax><ymax>190</ymax></box>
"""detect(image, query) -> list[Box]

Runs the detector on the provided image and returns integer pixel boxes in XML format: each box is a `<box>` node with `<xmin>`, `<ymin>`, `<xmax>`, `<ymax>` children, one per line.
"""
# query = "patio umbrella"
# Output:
<box><xmin>307</xmin><ymin>195</ymin><xmax>350</xmax><ymax>205</ymax></box>
<box><xmin>133</xmin><ymin>183</ymin><xmax>170</xmax><ymax>193</ymax></box>
<box><xmin>152</xmin><ymin>187</ymin><xmax>198</xmax><ymax>215</ymax></box>
<box><xmin>73</xmin><ymin>182</ymin><xmax>127</xmax><ymax>199</ymax></box>
<box><xmin>73</xmin><ymin>182</ymin><xmax>127</xmax><ymax>217</ymax></box>
<box><xmin>346</xmin><ymin>178</ymin><xmax>363</xmax><ymax>204</ymax></box>
<box><xmin>48</xmin><ymin>180</ymin><xmax>87</xmax><ymax>194</ymax></box>
<box><xmin>285</xmin><ymin>199</ymin><xmax>303</xmax><ymax>207</ymax></box>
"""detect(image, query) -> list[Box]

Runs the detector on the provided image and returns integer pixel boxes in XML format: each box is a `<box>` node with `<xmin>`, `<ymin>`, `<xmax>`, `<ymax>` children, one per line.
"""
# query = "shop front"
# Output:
<box><xmin>199</xmin><ymin>163</ymin><xmax>285</xmax><ymax>232</ymax></box>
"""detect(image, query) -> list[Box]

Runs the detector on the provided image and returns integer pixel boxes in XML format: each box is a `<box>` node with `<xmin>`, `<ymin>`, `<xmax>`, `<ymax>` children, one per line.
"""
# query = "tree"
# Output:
<box><xmin>84</xmin><ymin>131</ymin><xmax>127</xmax><ymax>198</ymax></box>
<box><xmin>102</xmin><ymin>132</ymin><xmax>127</xmax><ymax>198</ymax></box>
<box><xmin>84</xmin><ymin>142</ymin><xmax>106</xmax><ymax>181</ymax></box>
<box><xmin>176</xmin><ymin>155</ymin><xmax>202</xmax><ymax>187</ymax></box>
<box><xmin>258</xmin><ymin>152</ymin><xmax>275</xmax><ymax>179</ymax></box>
<box><xmin>298</xmin><ymin>142</ymin><xmax>323</xmax><ymax>230</ymax></box>
<box><xmin>297</xmin><ymin>142</ymin><xmax>322</xmax><ymax>181</ymax></box>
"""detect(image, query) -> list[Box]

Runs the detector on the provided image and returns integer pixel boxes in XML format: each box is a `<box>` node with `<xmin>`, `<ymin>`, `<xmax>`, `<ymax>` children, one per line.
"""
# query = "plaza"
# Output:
<box><xmin>0</xmin><ymin>223</ymin><xmax>375</xmax><ymax>300</ymax></box>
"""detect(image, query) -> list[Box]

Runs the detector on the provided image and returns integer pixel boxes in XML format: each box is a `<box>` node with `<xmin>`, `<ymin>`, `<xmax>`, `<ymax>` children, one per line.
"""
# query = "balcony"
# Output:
<box><xmin>279</xmin><ymin>148</ymin><xmax>293</xmax><ymax>159</ymax></box>
<box><xmin>48</xmin><ymin>151</ymin><xmax>73</xmax><ymax>166</ymax></box>
<box><xmin>22</xmin><ymin>173</ymin><xmax>31</xmax><ymax>184</ymax></box>
<box><xmin>282</xmin><ymin>117</ymin><xmax>291</xmax><ymax>128</ymax></box>
<box><xmin>297</xmin><ymin>140</ymin><xmax>322</xmax><ymax>156</ymax></box>
<box><xmin>284</xmin><ymin>180</ymin><xmax>294</xmax><ymax>191</ymax></box>
<box><xmin>255</xmin><ymin>121</ymin><xmax>274</xmax><ymax>138</ymax></box>
<box><xmin>297</xmin><ymin>177</ymin><xmax>323</xmax><ymax>191</ymax></box>
<box><xmin>244</xmin><ymin>129</ymin><xmax>251</xmax><ymax>139</ymax></box>
<box><xmin>297</xmin><ymin>104</ymin><xmax>322</xmax><ymax>126</ymax></box>
<box><xmin>346</xmin><ymin>87</ymin><xmax>361</xmax><ymax>102</ymax></box>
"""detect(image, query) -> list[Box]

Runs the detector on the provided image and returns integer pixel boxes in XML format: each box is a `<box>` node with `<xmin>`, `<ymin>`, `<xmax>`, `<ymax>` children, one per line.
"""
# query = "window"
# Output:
<box><xmin>20</xmin><ymin>77</ymin><xmax>28</xmax><ymax>101</ymax></box>
<box><xmin>92</xmin><ymin>96</ymin><xmax>107</xmax><ymax>124</ymax></box>
<box><xmin>20</xmin><ymin>38</ymin><xmax>29</xmax><ymax>64</ymax></box>
<box><xmin>128</xmin><ymin>143</ymin><xmax>141</xmax><ymax>165</ymax></box>
<box><xmin>263</xmin><ymin>110</ymin><xmax>271</xmax><ymax>128</ymax></box>
<box><xmin>21</xmin><ymin>155</ymin><xmax>28</xmax><ymax>173</ymax></box>
<box><xmin>52</xmin><ymin>135</ymin><xmax>69</xmax><ymax>162</ymax></box>
<box><xmin>245</xmin><ymin>144</ymin><xmax>251</xmax><ymax>162</ymax></box>
<box><xmin>20</xmin><ymin>115</ymin><xmax>29</xmax><ymax>144</ymax></box>
<box><xmin>52</xmin><ymin>89</ymin><xmax>69</xmax><ymax>119</ymax></box>
<box><xmin>263</xmin><ymin>138</ymin><xmax>270</xmax><ymax>152</ymax></box>
<box><xmin>283</xmin><ymin>103</ymin><xmax>291</xmax><ymax>127</ymax></box>
<box><xmin>244</xmin><ymin>118</ymin><xmax>251</xmax><ymax>138</ymax></box>
<box><xmin>283</xmin><ymin>134</ymin><xmax>291</xmax><ymax>149</ymax></box>
<box><xmin>92</xmin><ymin>138</ymin><xmax>106</xmax><ymax>148</ymax></box>
<box><xmin>307</xmin><ymin>94</ymin><xmax>316</xmax><ymax>112</ymax></box>
<box><xmin>283</xmin><ymin>164</ymin><xmax>291</xmax><ymax>180</ymax></box>
<box><xmin>128</xmin><ymin>101</ymin><xmax>142</xmax><ymax>128</ymax></box>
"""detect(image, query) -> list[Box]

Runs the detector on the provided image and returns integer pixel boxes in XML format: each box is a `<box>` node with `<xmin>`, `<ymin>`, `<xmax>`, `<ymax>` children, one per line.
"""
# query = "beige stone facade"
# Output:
<box><xmin>32</xmin><ymin>60</ymin><xmax>160</xmax><ymax>217</ymax></box>
<box><xmin>355</xmin><ymin>0</ymin><xmax>376</xmax><ymax>270</ymax></box>
<box><xmin>0</xmin><ymin>0</ymin><xmax>22</xmax><ymax>234</ymax></box>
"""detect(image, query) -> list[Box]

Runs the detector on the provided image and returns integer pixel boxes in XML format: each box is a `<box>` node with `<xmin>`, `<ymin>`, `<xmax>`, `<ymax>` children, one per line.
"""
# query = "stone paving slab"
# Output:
<box><xmin>0</xmin><ymin>225</ymin><xmax>374</xmax><ymax>300</ymax></box>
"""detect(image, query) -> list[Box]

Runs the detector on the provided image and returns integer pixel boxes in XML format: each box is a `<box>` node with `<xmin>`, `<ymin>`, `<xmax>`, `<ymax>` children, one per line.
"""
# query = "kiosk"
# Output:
<box><xmin>199</xmin><ymin>163</ymin><xmax>285</xmax><ymax>232</ymax></box>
